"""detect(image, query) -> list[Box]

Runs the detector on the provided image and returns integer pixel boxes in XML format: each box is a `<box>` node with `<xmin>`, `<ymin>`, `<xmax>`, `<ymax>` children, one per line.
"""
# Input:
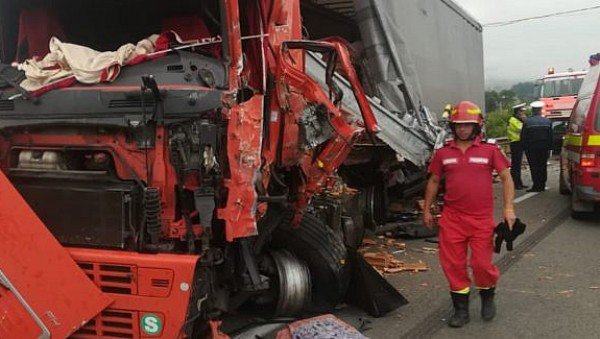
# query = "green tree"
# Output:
<box><xmin>498</xmin><ymin>89</ymin><xmax>517</xmax><ymax>111</ymax></box>
<box><xmin>485</xmin><ymin>90</ymin><xmax>499</xmax><ymax>112</ymax></box>
<box><xmin>484</xmin><ymin>89</ymin><xmax>516</xmax><ymax>138</ymax></box>
<box><xmin>485</xmin><ymin>90</ymin><xmax>517</xmax><ymax>114</ymax></box>
<box><xmin>484</xmin><ymin>109</ymin><xmax>511</xmax><ymax>138</ymax></box>
<box><xmin>511</xmin><ymin>81</ymin><xmax>537</xmax><ymax>103</ymax></box>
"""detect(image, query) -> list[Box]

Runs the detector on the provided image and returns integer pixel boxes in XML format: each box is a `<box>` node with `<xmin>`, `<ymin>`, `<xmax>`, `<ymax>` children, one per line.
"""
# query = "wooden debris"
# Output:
<box><xmin>362</xmin><ymin>238</ymin><xmax>377</xmax><ymax>246</ymax></box>
<box><xmin>358</xmin><ymin>236</ymin><xmax>424</xmax><ymax>274</ymax></box>
<box><xmin>363</xmin><ymin>252</ymin><xmax>428</xmax><ymax>273</ymax></box>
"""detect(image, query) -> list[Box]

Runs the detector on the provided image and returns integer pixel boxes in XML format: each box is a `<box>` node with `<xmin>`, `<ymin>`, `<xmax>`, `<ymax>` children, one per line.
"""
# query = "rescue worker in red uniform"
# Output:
<box><xmin>423</xmin><ymin>101</ymin><xmax>516</xmax><ymax>327</ymax></box>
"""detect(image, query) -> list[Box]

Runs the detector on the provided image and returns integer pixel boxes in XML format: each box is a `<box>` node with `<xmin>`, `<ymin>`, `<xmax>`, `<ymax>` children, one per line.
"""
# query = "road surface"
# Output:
<box><xmin>348</xmin><ymin>157</ymin><xmax>600</xmax><ymax>338</ymax></box>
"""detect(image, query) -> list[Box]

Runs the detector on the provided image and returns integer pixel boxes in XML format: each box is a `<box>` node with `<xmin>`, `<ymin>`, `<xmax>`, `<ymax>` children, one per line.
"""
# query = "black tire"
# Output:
<box><xmin>270</xmin><ymin>212</ymin><xmax>350</xmax><ymax>312</ymax></box>
<box><xmin>571</xmin><ymin>211</ymin><xmax>587</xmax><ymax>220</ymax></box>
<box><xmin>571</xmin><ymin>188</ymin><xmax>591</xmax><ymax>220</ymax></box>
<box><xmin>559</xmin><ymin>179</ymin><xmax>570</xmax><ymax>195</ymax></box>
<box><xmin>559</xmin><ymin>162</ymin><xmax>570</xmax><ymax>195</ymax></box>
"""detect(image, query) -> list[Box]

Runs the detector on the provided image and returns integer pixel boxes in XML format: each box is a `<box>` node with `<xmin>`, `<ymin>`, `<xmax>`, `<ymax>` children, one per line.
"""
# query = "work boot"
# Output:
<box><xmin>448</xmin><ymin>292</ymin><xmax>470</xmax><ymax>328</ymax></box>
<box><xmin>480</xmin><ymin>287</ymin><xmax>496</xmax><ymax>321</ymax></box>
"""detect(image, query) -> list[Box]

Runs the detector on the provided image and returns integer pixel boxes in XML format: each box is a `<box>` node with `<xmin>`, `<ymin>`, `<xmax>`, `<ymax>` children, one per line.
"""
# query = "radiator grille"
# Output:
<box><xmin>70</xmin><ymin>310</ymin><xmax>138</xmax><ymax>338</ymax></box>
<box><xmin>78</xmin><ymin>262</ymin><xmax>136</xmax><ymax>295</ymax></box>
<box><xmin>151</xmin><ymin>278</ymin><xmax>170</xmax><ymax>288</ymax></box>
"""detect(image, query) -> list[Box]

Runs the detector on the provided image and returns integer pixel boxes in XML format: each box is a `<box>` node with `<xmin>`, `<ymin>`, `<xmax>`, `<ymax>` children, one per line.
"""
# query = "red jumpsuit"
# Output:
<box><xmin>428</xmin><ymin>137</ymin><xmax>510</xmax><ymax>291</ymax></box>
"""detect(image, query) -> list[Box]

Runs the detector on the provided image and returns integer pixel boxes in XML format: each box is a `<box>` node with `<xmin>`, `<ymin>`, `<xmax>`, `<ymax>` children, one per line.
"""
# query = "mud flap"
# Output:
<box><xmin>0</xmin><ymin>171</ymin><xmax>112</xmax><ymax>338</ymax></box>
<box><xmin>345</xmin><ymin>251</ymin><xmax>408</xmax><ymax>317</ymax></box>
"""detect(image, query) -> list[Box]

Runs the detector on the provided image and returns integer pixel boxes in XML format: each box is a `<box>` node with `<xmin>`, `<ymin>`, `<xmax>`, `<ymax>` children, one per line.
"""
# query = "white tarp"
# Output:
<box><xmin>17</xmin><ymin>35</ymin><xmax>161</xmax><ymax>91</ymax></box>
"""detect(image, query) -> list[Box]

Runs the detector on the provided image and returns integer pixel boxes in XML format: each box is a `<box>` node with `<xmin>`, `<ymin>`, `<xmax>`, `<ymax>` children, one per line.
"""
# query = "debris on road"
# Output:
<box><xmin>276</xmin><ymin>314</ymin><xmax>367</xmax><ymax>339</ymax></box>
<box><xmin>363</xmin><ymin>252</ymin><xmax>428</xmax><ymax>274</ymax></box>
<box><xmin>557</xmin><ymin>289</ymin><xmax>574</xmax><ymax>295</ymax></box>
<box><xmin>362</xmin><ymin>238</ymin><xmax>378</xmax><ymax>246</ymax></box>
<box><xmin>358</xmin><ymin>236</ymin><xmax>429</xmax><ymax>274</ymax></box>
<box><xmin>359</xmin><ymin>237</ymin><xmax>406</xmax><ymax>253</ymax></box>
<box><xmin>413</xmin><ymin>246</ymin><xmax>439</xmax><ymax>254</ymax></box>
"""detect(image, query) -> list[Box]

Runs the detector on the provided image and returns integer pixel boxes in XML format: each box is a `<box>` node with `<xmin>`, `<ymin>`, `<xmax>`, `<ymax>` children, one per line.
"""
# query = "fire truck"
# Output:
<box><xmin>537</xmin><ymin>68</ymin><xmax>587</xmax><ymax>152</ymax></box>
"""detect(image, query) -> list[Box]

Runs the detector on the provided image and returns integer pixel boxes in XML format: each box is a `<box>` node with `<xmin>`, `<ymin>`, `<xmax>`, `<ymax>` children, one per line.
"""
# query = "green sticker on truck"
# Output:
<box><xmin>141</xmin><ymin>314</ymin><xmax>162</xmax><ymax>335</ymax></box>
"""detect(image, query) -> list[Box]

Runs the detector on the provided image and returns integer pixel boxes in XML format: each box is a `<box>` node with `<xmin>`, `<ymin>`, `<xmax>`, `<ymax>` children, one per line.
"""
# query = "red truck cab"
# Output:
<box><xmin>538</xmin><ymin>68</ymin><xmax>587</xmax><ymax>120</ymax></box>
<box><xmin>537</xmin><ymin>69</ymin><xmax>587</xmax><ymax>153</ymax></box>
<box><xmin>560</xmin><ymin>63</ymin><xmax>600</xmax><ymax>218</ymax></box>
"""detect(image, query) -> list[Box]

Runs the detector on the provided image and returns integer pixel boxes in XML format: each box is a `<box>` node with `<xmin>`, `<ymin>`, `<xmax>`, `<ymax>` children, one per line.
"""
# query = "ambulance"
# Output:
<box><xmin>560</xmin><ymin>61</ymin><xmax>600</xmax><ymax>218</ymax></box>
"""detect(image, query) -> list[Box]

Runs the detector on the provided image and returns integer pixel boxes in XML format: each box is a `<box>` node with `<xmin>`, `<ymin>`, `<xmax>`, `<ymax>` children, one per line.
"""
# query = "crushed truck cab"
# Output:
<box><xmin>0</xmin><ymin>0</ymin><xmax>472</xmax><ymax>336</ymax></box>
<box><xmin>0</xmin><ymin>0</ymin><xmax>393</xmax><ymax>337</ymax></box>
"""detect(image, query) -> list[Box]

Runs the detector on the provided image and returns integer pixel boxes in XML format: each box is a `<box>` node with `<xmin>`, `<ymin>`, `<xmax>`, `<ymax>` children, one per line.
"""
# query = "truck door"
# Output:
<box><xmin>273</xmin><ymin>40</ymin><xmax>378</xmax><ymax>216</ymax></box>
<box><xmin>0</xmin><ymin>170</ymin><xmax>112</xmax><ymax>338</ymax></box>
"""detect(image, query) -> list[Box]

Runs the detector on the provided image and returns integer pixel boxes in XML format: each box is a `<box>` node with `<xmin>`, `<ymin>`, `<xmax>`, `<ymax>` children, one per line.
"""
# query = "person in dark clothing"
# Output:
<box><xmin>507</xmin><ymin>103</ymin><xmax>528</xmax><ymax>189</ymax></box>
<box><xmin>520</xmin><ymin>101</ymin><xmax>553</xmax><ymax>192</ymax></box>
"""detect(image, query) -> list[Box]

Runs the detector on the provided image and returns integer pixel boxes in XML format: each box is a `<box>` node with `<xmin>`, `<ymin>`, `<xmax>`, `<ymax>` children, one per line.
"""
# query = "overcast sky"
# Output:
<box><xmin>452</xmin><ymin>0</ymin><xmax>600</xmax><ymax>89</ymax></box>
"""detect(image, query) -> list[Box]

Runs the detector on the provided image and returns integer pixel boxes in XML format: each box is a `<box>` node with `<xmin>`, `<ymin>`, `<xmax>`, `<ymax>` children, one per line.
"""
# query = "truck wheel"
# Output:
<box><xmin>265</xmin><ymin>249</ymin><xmax>312</xmax><ymax>316</ymax></box>
<box><xmin>364</xmin><ymin>183</ymin><xmax>386</xmax><ymax>229</ymax></box>
<box><xmin>558</xmin><ymin>162</ymin><xmax>570</xmax><ymax>195</ymax></box>
<box><xmin>270</xmin><ymin>212</ymin><xmax>350</xmax><ymax>312</ymax></box>
<box><xmin>571</xmin><ymin>188</ymin><xmax>592</xmax><ymax>220</ymax></box>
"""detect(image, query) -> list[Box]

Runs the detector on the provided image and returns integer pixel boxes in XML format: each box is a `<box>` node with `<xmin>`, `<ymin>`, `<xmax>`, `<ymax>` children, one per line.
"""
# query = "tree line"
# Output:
<box><xmin>484</xmin><ymin>81</ymin><xmax>537</xmax><ymax>137</ymax></box>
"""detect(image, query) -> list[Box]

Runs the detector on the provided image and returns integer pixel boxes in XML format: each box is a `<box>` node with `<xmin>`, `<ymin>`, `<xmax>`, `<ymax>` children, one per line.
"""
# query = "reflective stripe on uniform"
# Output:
<box><xmin>564</xmin><ymin>135</ymin><xmax>583</xmax><ymax>146</ymax></box>
<box><xmin>452</xmin><ymin>287</ymin><xmax>471</xmax><ymax>294</ymax></box>
<box><xmin>507</xmin><ymin>117</ymin><xmax>522</xmax><ymax>142</ymax></box>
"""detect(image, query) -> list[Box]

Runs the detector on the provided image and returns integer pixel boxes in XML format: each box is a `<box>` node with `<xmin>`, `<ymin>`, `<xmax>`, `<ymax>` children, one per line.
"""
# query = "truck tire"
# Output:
<box><xmin>571</xmin><ymin>186</ymin><xmax>593</xmax><ymax>220</ymax></box>
<box><xmin>271</xmin><ymin>212</ymin><xmax>350</xmax><ymax>312</ymax></box>
<box><xmin>559</xmin><ymin>162</ymin><xmax>570</xmax><ymax>195</ymax></box>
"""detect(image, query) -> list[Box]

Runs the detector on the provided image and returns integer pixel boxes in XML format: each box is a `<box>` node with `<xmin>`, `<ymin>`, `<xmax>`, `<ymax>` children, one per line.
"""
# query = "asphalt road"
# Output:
<box><xmin>344</xmin><ymin>157</ymin><xmax>600</xmax><ymax>338</ymax></box>
<box><xmin>433</xmin><ymin>211</ymin><xmax>600</xmax><ymax>339</ymax></box>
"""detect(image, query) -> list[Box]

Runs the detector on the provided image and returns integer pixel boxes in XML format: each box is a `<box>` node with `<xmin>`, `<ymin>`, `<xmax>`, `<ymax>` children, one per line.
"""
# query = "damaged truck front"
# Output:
<box><xmin>301</xmin><ymin>0</ymin><xmax>483</xmax><ymax>235</ymax></box>
<box><xmin>0</xmin><ymin>0</ymin><xmax>481</xmax><ymax>337</ymax></box>
<box><xmin>0</xmin><ymin>0</ymin><xmax>389</xmax><ymax>337</ymax></box>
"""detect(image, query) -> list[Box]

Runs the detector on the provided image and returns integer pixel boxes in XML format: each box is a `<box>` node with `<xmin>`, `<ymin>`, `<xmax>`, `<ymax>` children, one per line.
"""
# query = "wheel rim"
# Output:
<box><xmin>268</xmin><ymin>249</ymin><xmax>311</xmax><ymax>316</ymax></box>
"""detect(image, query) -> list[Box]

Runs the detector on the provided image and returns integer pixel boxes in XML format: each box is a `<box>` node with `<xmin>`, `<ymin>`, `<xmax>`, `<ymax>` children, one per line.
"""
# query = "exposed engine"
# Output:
<box><xmin>0</xmin><ymin>0</ymin><xmax>411</xmax><ymax>337</ymax></box>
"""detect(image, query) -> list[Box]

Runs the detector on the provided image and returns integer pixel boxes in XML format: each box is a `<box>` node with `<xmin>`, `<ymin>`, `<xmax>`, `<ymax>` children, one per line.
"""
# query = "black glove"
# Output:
<box><xmin>494</xmin><ymin>221</ymin><xmax>511</xmax><ymax>253</ymax></box>
<box><xmin>494</xmin><ymin>218</ymin><xmax>527</xmax><ymax>253</ymax></box>
<box><xmin>506</xmin><ymin>218</ymin><xmax>526</xmax><ymax>251</ymax></box>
